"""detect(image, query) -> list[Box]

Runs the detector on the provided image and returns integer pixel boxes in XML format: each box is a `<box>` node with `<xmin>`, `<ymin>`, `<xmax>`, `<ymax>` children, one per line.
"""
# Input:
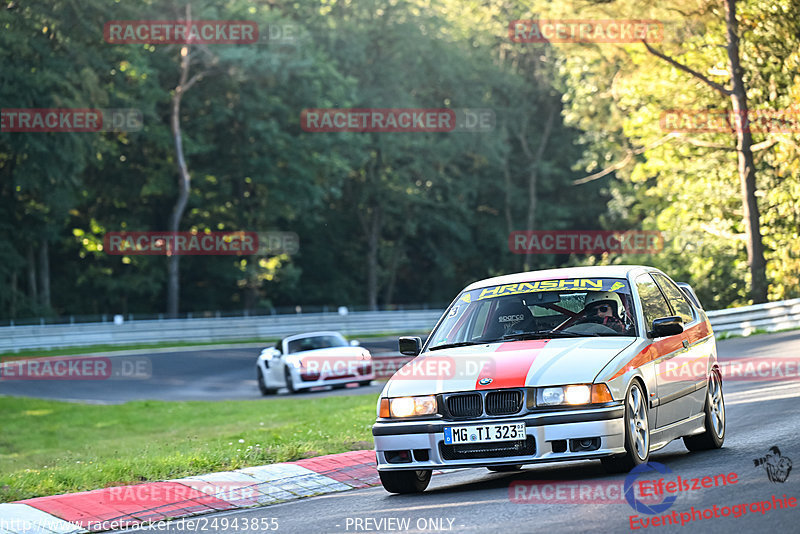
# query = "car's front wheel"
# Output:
<box><xmin>284</xmin><ymin>367</ymin><xmax>299</xmax><ymax>394</ymax></box>
<box><xmin>257</xmin><ymin>368</ymin><xmax>277</xmax><ymax>396</ymax></box>
<box><xmin>601</xmin><ymin>380</ymin><xmax>649</xmax><ymax>473</ymax></box>
<box><xmin>379</xmin><ymin>469</ymin><xmax>431</xmax><ymax>494</ymax></box>
<box><xmin>683</xmin><ymin>370</ymin><xmax>725</xmax><ymax>451</ymax></box>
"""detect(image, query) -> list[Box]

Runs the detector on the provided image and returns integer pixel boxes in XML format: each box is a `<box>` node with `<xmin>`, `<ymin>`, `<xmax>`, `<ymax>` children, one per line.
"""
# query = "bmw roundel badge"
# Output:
<box><xmin>479</xmin><ymin>377</ymin><xmax>493</xmax><ymax>385</ymax></box>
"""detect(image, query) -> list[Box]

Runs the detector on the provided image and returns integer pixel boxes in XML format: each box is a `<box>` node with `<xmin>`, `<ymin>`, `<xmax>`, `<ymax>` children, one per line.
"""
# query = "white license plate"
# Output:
<box><xmin>443</xmin><ymin>423</ymin><xmax>526</xmax><ymax>445</ymax></box>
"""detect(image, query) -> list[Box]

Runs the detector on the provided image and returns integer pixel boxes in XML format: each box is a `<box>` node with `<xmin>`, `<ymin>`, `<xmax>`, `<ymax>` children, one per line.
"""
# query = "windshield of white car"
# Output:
<box><xmin>427</xmin><ymin>277</ymin><xmax>637</xmax><ymax>349</ymax></box>
<box><xmin>287</xmin><ymin>335</ymin><xmax>347</xmax><ymax>353</ymax></box>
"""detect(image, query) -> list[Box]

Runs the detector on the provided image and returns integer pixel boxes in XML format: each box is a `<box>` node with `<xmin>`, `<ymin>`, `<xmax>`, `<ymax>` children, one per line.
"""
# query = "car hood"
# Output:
<box><xmin>383</xmin><ymin>337</ymin><xmax>636</xmax><ymax>397</ymax></box>
<box><xmin>286</xmin><ymin>346</ymin><xmax>368</xmax><ymax>364</ymax></box>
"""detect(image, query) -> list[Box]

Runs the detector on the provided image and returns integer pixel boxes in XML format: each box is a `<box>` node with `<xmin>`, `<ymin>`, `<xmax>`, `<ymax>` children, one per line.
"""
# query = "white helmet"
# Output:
<box><xmin>584</xmin><ymin>291</ymin><xmax>624</xmax><ymax>318</ymax></box>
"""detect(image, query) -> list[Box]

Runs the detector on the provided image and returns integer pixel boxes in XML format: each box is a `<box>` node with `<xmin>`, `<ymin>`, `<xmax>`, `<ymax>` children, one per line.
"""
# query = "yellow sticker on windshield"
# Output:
<box><xmin>460</xmin><ymin>294</ymin><xmax>471</xmax><ymax>303</ymax></box>
<box><xmin>609</xmin><ymin>281</ymin><xmax>625</xmax><ymax>292</ymax></box>
<box><xmin>477</xmin><ymin>279</ymin><xmax>604</xmax><ymax>300</ymax></box>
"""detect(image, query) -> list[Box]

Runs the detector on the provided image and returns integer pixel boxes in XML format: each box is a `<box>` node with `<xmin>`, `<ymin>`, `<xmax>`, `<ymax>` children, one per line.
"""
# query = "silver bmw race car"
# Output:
<box><xmin>373</xmin><ymin>266</ymin><xmax>725</xmax><ymax>493</ymax></box>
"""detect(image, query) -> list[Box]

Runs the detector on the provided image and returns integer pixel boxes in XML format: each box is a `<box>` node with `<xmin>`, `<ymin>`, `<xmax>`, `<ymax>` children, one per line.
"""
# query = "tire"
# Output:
<box><xmin>257</xmin><ymin>368</ymin><xmax>277</xmax><ymax>396</ymax></box>
<box><xmin>487</xmin><ymin>465</ymin><xmax>522</xmax><ymax>472</ymax></box>
<box><xmin>284</xmin><ymin>367</ymin><xmax>298</xmax><ymax>394</ymax></box>
<box><xmin>601</xmin><ymin>380</ymin><xmax>650</xmax><ymax>474</ymax></box>
<box><xmin>683</xmin><ymin>370</ymin><xmax>725</xmax><ymax>451</ymax></box>
<box><xmin>359</xmin><ymin>380</ymin><xmax>372</xmax><ymax>387</ymax></box>
<box><xmin>379</xmin><ymin>470</ymin><xmax>432</xmax><ymax>494</ymax></box>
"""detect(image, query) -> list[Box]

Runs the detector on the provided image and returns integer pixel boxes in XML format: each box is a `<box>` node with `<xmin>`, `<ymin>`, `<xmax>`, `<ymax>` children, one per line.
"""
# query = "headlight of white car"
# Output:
<box><xmin>378</xmin><ymin>396</ymin><xmax>437</xmax><ymax>418</ymax></box>
<box><xmin>538</xmin><ymin>384</ymin><xmax>613</xmax><ymax>406</ymax></box>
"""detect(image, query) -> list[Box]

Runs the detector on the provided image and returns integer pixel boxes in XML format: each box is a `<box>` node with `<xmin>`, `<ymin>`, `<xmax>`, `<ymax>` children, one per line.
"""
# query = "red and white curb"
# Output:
<box><xmin>0</xmin><ymin>450</ymin><xmax>408</xmax><ymax>533</ymax></box>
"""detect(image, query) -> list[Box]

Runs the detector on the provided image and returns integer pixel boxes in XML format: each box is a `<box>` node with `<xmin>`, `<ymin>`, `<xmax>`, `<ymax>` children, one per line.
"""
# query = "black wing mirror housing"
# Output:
<box><xmin>649</xmin><ymin>316</ymin><xmax>684</xmax><ymax>338</ymax></box>
<box><xmin>398</xmin><ymin>336</ymin><xmax>422</xmax><ymax>356</ymax></box>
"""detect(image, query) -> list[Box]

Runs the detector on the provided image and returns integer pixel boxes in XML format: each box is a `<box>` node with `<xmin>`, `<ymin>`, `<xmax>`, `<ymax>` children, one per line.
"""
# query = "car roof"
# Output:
<box><xmin>462</xmin><ymin>265</ymin><xmax>658</xmax><ymax>291</ymax></box>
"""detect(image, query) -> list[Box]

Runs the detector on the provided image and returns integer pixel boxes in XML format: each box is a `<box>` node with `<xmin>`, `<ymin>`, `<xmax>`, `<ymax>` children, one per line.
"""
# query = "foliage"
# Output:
<box><xmin>1</xmin><ymin>0</ymin><xmax>797</xmax><ymax>319</ymax></box>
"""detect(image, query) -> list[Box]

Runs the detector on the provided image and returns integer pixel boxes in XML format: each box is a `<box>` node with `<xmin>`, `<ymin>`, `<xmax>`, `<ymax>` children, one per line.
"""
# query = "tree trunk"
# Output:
<box><xmin>10</xmin><ymin>270</ymin><xmax>17</xmax><ymax>319</ymax></box>
<box><xmin>382</xmin><ymin>238</ymin><xmax>402</xmax><ymax>306</ymax></box>
<box><xmin>501</xmin><ymin>123</ymin><xmax>514</xmax><ymax>239</ymax></box>
<box><xmin>167</xmin><ymin>5</ymin><xmax>197</xmax><ymax>317</ymax></box>
<box><xmin>365</xmin><ymin>206</ymin><xmax>382</xmax><ymax>311</ymax></box>
<box><xmin>725</xmin><ymin>0</ymin><xmax>768</xmax><ymax>303</ymax></box>
<box><xmin>518</xmin><ymin>105</ymin><xmax>557</xmax><ymax>271</ymax></box>
<box><xmin>26</xmin><ymin>244</ymin><xmax>37</xmax><ymax>303</ymax></box>
<box><xmin>38</xmin><ymin>239</ymin><xmax>50</xmax><ymax>310</ymax></box>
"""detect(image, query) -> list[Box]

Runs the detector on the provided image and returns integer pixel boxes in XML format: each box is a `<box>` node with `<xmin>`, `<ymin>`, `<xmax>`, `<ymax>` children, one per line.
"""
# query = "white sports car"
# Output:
<box><xmin>373</xmin><ymin>266</ymin><xmax>725</xmax><ymax>493</ymax></box>
<box><xmin>256</xmin><ymin>331</ymin><xmax>375</xmax><ymax>394</ymax></box>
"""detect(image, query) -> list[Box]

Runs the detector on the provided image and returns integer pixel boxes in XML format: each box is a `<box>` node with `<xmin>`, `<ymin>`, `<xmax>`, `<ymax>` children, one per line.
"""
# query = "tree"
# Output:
<box><xmin>641</xmin><ymin>0</ymin><xmax>767</xmax><ymax>303</ymax></box>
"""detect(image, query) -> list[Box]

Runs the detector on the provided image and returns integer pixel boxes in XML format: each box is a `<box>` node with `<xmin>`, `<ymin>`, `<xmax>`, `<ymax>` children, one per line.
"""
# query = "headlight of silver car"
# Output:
<box><xmin>378</xmin><ymin>395</ymin><xmax>437</xmax><ymax>418</ymax></box>
<box><xmin>537</xmin><ymin>384</ymin><xmax>612</xmax><ymax>406</ymax></box>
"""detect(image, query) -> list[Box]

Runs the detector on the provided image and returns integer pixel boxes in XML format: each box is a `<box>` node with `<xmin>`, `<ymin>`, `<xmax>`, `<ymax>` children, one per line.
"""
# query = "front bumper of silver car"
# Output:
<box><xmin>373</xmin><ymin>403</ymin><xmax>625</xmax><ymax>471</ymax></box>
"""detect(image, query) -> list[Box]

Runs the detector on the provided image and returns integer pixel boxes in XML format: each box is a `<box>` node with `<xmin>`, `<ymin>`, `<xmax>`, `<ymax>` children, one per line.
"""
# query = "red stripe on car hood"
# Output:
<box><xmin>476</xmin><ymin>339</ymin><xmax>549</xmax><ymax>389</ymax></box>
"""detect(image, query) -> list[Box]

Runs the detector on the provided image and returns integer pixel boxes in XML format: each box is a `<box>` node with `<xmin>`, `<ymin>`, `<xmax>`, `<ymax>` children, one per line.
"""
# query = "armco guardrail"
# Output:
<box><xmin>0</xmin><ymin>310</ymin><xmax>444</xmax><ymax>353</ymax></box>
<box><xmin>0</xmin><ymin>298</ymin><xmax>798</xmax><ymax>353</ymax></box>
<box><xmin>705</xmin><ymin>297</ymin><xmax>800</xmax><ymax>336</ymax></box>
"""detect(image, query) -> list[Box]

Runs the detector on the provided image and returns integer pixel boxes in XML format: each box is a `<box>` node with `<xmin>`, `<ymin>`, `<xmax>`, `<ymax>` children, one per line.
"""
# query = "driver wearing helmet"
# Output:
<box><xmin>576</xmin><ymin>291</ymin><xmax>626</xmax><ymax>333</ymax></box>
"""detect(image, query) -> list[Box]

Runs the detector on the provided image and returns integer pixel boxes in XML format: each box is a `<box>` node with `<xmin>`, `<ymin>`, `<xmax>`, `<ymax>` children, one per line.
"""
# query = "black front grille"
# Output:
<box><xmin>486</xmin><ymin>390</ymin><xmax>522</xmax><ymax>415</ymax></box>
<box><xmin>447</xmin><ymin>393</ymin><xmax>482</xmax><ymax>417</ymax></box>
<box><xmin>439</xmin><ymin>436</ymin><xmax>535</xmax><ymax>460</ymax></box>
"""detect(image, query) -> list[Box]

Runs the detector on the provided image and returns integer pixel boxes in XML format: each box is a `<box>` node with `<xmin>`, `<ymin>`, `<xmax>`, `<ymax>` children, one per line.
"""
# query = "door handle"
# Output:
<box><xmin>682</xmin><ymin>340</ymin><xmax>689</xmax><ymax>349</ymax></box>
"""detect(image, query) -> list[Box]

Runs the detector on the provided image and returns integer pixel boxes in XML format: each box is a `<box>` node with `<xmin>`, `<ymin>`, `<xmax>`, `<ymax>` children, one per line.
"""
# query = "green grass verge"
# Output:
<box><xmin>0</xmin><ymin>394</ymin><xmax>377</xmax><ymax>503</ymax></box>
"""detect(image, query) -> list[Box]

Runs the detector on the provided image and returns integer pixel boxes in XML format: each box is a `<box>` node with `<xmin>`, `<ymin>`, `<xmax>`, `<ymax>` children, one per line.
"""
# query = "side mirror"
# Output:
<box><xmin>398</xmin><ymin>336</ymin><xmax>422</xmax><ymax>356</ymax></box>
<box><xmin>349</xmin><ymin>339</ymin><xmax>360</xmax><ymax>347</ymax></box>
<box><xmin>649</xmin><ymin>316</ymin><xmax>684</xmax><ymax>338</ymax></box>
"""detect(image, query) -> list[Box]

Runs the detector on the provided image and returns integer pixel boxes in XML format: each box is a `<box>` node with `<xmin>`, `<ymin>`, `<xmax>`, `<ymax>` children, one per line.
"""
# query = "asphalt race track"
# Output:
<box><xmin>94</xmin><ymin>331</ymin><xmax>800</xmax><ymax>533</ymax></box>
<box><xmin>0</xmin><ymin>338</ymin><xmax>402</xmax><ymax>403</ymax></box>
